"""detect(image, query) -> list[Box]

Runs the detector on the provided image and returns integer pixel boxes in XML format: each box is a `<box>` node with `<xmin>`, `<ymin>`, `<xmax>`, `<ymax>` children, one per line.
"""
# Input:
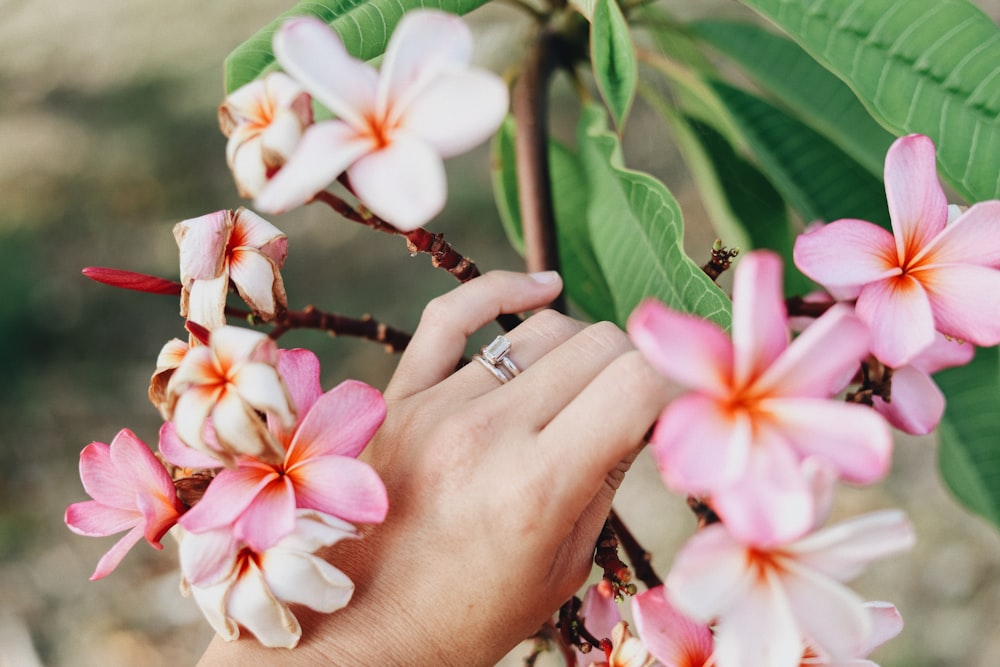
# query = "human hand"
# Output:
<box><xmin>199</xmin><ymin>271</ymin><xmax>674</xmax><ymax>666</ymax></box>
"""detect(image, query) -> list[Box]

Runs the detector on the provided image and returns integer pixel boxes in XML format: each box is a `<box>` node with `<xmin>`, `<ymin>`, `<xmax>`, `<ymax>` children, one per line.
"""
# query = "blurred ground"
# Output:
<box><xmin>1</xmin><ymin>1</ymin><xmax>999</xmax><ymax>665</ymax></box>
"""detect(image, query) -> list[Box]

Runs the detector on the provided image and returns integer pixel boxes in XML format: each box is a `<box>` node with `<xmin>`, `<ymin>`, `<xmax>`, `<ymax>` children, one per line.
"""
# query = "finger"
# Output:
<box><xmin>384</xmin><ymin>271</ymin><xmax>563</xmax><ymax>401</ymax></box>
<box><xmin>534</xmin><ymin>351</ymin><xmax>677</xmax><ymax>515</ymax></box>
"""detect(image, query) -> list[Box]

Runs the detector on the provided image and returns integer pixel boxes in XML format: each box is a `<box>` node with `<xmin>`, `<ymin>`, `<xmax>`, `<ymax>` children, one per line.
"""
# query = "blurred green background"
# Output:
<box><xmin>2</xmin><ymin>1</ymin><xmax>1000</xmax><ymax>665</ymax></box>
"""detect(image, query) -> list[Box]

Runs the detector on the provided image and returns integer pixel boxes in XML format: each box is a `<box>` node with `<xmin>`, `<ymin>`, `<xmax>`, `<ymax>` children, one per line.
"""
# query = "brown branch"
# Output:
<box><xmin>594</xmin><ymin>519</ymin><xmax>637</xmax><ymax>600</ymax></box>
<box><xmin>264</xmin><ymin>306</ymin><xmax>413</xmax><ymax>351</ymax></box>
<box><xmin>608</xmin><ymin>509</ymin><xmax>662</xmax><ymax>589</ymax></box>
<box><xmin>557</xmin><ymin>596</ymin><xmax>605</xmax><ymax>657</ymax></box>
<box><xmin>512</xmin><ymin>27</ymin><xmax>566</xmax><ymax>313</ymax></box>
<box><xmin>785</xmin><ymin>295</ymin><xmax>835</xmax><ymax>319</ymax></box>
<box><xmin>701</xmin><ymin>239</ymin><xmax>740</xmax><ymax>282</ymax></box>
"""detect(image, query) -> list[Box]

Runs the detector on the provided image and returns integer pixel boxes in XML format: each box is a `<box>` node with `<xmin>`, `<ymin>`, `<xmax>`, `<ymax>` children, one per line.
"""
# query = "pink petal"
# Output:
<box><xmin>788</xmin><ymin>510</ymin><xmax>915</xmax><ymax>582</ymax></box>
<box><xmin>761</xmin><ymin>398</ymin><xmax>892</xmax><ymax>484</ymax></box>
<box><xmin>711</xmin><ymin>434</ymin><xmax>815</xmax><ymax>547</ymax></box>
<box><xmin>883</xmin><ymin>135</ymin><xmax>948</xmax><ymax>262</ymax></box>
<box><xmin>918</xmin><ymin>200</ymin><xmax>1000</xmax><ymax>267</ymax></box>
<box><xmin>872</xmin><ymin>364</ymin><xmax>944</xmax><ymax>435</ymax></box>
<box><xmin>289</xmin><ymin>456</ymin><xmax>388</xmax><ymax>524</ymax></box>
<box><xmin>287</xmin><ymin>380</ymin><xmax>386</xmax><ymax>461</ymax></box>
<box><xmin>179</xmin><ymin>466</ymin><xmax>275</xmax><ymax>533</ymax></box>
<box><xmin>632</xmin><ymin>586</ymin><xmax>713</xmax><ymax>667</ymax></box>
<box><xmin>756</xmin><ymin>304</ymin><xmax>869</xmax><ymax>399</ymax></box>
<box><xmin>273</xmin><ymin>17</ymin><xmax>377</xmax><ymax>129</ymax></box>
<box><xmin>793</xmin><ymin>219</ymin><xmax>900</xmax><ymax>287</ymax></box>
<box><xmin>577</xmin><ymin>585</ymin><xmax>621</xmax><ymax>664</ymax></box>
<box><xmin>174</xmin><ymin>211</ymin><xmax>229</xmax><ymax>282</ymax></box>
<box><xmin>780</xmin><ymin>559</ymin><xmax>870</xmax><ymax>660</ymax></box>
<box><xmin>276</xmin><ymin>349</ymin><xmax>323</xmax><ymax>423</ymax></box>
<box><xmin>233</xmin><ymin>476</ymin><xmax>298</xmax><ymax>551</ymax></box>
<box><xmin>855</xmin><ymin>275</ymin><xmax>935</xmax><ymax>368</ymax></box>
<box><xmin>665</xmin><ymin>525</ymin><xmax>754</xmax><ymax>622</ymax></box>
<box><xmin>65</xmin><ymin>500</ymin><xmax>138</xmax><ymax>537</ymax></box>
<box><xmin>158</xmin><ymin>421</ymin><xmax>220</xmax><ymax>469</ymax></box>
<box><xmin>135</xmin><ymin>487</ymin><xmax>180</xmax><ymax>545</ymax></box>
<box><xmin>88</xmin><ymin>525</ymin><xmax>147</xmax><ymax>580</ymax></box>
<box><xmin>254</xmin><ymin>121</ymin><xmax>374</xmax><ymax>214</ymax></box>
<box><xmin>649</xmin><ymin>394</ymin><xmax>750</xmax><ymax>493</ymax></box>
<box><xmin>108</xmin><ymin>429</ymin><xmax>177</xmax><ymax>506</ymax></box>
<box><xmin>378</xmin><ymin>9</ymin><xmax>473</xmax><ymax>122</ymax></box>
<box><xmin>229</xmin><ymin>248</ymin><xmax>281</xmax><ymax>317</ymax></box>
<box><xmin>231</xmin><ymin>209</ymin><xmax>287</xmax><ymax>257</ymax></box>
<box><xmin>77</xmin><ymin>441</ymin><xmax>129</xmax><ymax>508</ymax></box>
<box><xmin>731</xmin><ymin>251</ymin><xmax>789</xmax><ymax>390</ymax></box>
<box><xmin>711</xmin><ymin>568</ymin><xmax>803</xmax><ymax>667</ymax></box>
<box><xmin>261</xmin><ymin>549</ymin><xmax>354</xmax><ymax>613</ymax></box>
<box><xmin>861</xmin><ymin>602</ymin><xmax>903</xmax><ymax>655</ymax></box>
<box><xmin>225</xmin><ymin>561</ymin><xmax>302</xmax><ymax>648</ymax></box>
<box><xmin>398</xmin><ymin>69</ymin><xmax>509</xmax><ymax>158</ymax></box>
<box><xmin>908</xmin><ymin>333</ymin><xmax>974</xmax><ymax>374</ymax></box>
<box><xmin>627</xmin><ymin>299</ymin><xmax>733</xmax><ymax>396</ymax></box>
<box><xmin>347</xmin><ymin>133</ymin><xmax>447</xmax><ymax>231</ymax></box>
<box><xmin>920</xmin><ymin>263</ymin><xmax>1000</xmax><ymax>346</ymax></box>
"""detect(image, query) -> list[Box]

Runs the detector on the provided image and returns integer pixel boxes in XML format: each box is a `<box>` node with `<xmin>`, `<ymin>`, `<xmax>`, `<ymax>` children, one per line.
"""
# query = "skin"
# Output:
<box><xmin>198</xmin><ymin>271</ymin><xmax>674</xmax><ymax>666</ymax></box>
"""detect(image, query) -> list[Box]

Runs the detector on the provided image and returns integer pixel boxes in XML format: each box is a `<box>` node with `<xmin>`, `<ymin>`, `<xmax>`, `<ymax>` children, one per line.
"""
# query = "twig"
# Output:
<box><xmin>608</xmin><ymin>509</ymin><xmax>662</xmax><ymax>589</ymax></box>
<box><xmin>701</xmin><ymin>239</ymin><xmax>739</xmax><ymax>282</ymax></box>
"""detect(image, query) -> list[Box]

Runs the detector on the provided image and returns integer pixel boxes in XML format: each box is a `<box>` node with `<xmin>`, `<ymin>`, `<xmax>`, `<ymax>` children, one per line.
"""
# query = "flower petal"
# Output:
<box><xmin>108</xmin><ymin>428</ymin><xmax>177</xmax><ymax>507</ymax></box>
<box><xmin>872</xmin><ymin>364</ymin><xmax>944</xmax><ymax>435</ymax></box>
<box><xmin>761</xmin><ymin>398</ymin><xmax>892</xmax><ymax>484</ymax></box>
<box><xmin>289</xmin><ymin>456</ymin><xmax>388</xmax><ymax>524</ymax></box>
<box><xmin>88</xmin><ymin>525</ymin><xmax>147</xmax><ymax>580</ymax></box>
<box><xmin>231</xmin><ymin>208</ymin><xmax>287</xmax><ymax>261</ymax></box>
<box><xmin>229</xmin><ymin>248</ymin><xmax>283</xmax><ymax>319</ymax></box>
<box><xmin>731</xmin><ymin>251</ymin><xmax>789</xmax><ymax>390</ymax></box>
<box><xmin>649</xmin><ymin>394</ymin><xmax>750</xmax><ymax>493</ymax></box>
<box><xmin>188</xmin><ymin>572</ymin><xmax>241</xmax><ymax>641</ymax></box>
<box><xmin>666</xmin><ymin>525</ymin><xmax>753</xmax><ymax>622</ymax></box>
<box><xmin>273</xmin><ymin>17</ymin><xmax>377</xmax><ymax>129</ymax></box>
<box><xmin>225</xmin><ymin>560</ymin><xmax>302</xmax><ymax>648</ymax></box>
<box><xmin>185</xmin><ymin>273</ymin><xmax>229</xmax><ymax>330</ymax></box>
<box><xmin>577</xmin><ymin>584</ymin><xmax>621</xmax><ymax>664</ymax></box>
<box><xmin>276</xmin><ymin>348</ymin><xmax>324</xmax><ymax>425</ymax></box>
<box><xmin>920</xmin><ymin>263</ymin><xmax>1000</xmax><ymax>346</ymax></box>
<box><xmin>65</xmin><ymin>500</ymin><xmax>138</xmax><ymax>537</ymax></box>
<box><xmin>884</xmin><ymin>135</ymin><xmax>948</xmax><ymax>261</ymax></box>
<box><xmin>861</xmin><ymin>602</ymin><xmax>903</xmax><ymax>656</ymax></box>
<box><xmin>788</xmin><ymin>510</ymin><xmax>915</xmax><ymax>582</ymax></box>
<box><xmin>756</xmin><ymin>304</ymin><xmax>869</xmax><ymax>399</ymax></box>
<box><xmin>233</xmin><ymin>476</ymin><xmax>298</xmax><ymax>551</ymax></box>
<box><xmin>287</xmin><ymin>379</ymin><xmax>386</xmax><ymax>461</ymax></box>
<box><xmin>855</xmin><ymin>275</ymin><xmax>936</xmax><ymax>368</ymax></box>
<box><xmin>711</xmin><ymin>568</ymin><xmax>803</xmax><ymax>667</ymax></box>
<box><xmin>255</xmin><ymin>121</ymin><xmax>375</xmax><ymax>214</ymax></box>
<box><xmin>261</xmin><ymin>548</ymin><xmax>354</xmax><ymax>613</ymax></box>
<box><xmin>919</xmin><ymin>200</ymin><xmax>1000</xmax><ymax>267</ymax></box>
<box><xmin>210</xmin><ymin>387</ymin><xmax>283</xmax><ymax>461</ymax></box>
<box><xmin>174</xmin><ymin>211</ymin><xmax>230</xmax><ymax>282</ymax></box>
<box><xmin>179</xmin><ymin>527</ymin><xmax>240</xmax><ymax>586</ymax></box>
<box><xmin>347</xmin><ymin>133</ymin><xmax>447</xmax><ymax>231</ymax></box>
<box><xmin>793</xmin><ymin>219</ymin><xmax>900</xmax><ymax>287</ymax></box>
<box><xmin>158</xmin><ymin>421</ymin><xmax>220</xmax><ymax>469</ymax></box>
<box><xmin>627</xmin><ymin>299</ymin><xmax>733</xmax><ymax>396</ymax></box>
<box><xmin>632</xmin><ymin>586</ymin><xmax>713</xmax><ymax>667</ymax></box>
<box><xmin>230</xmin><ymin>361</ymin><xmax>296</xmax><ymax>429</ymax></box>
<box><xmin>179</xmin><ymin>466</ymin><xmax>275</xmax><ymax>533</ymax></box>
<box><xmin>908</xmin><ymin>333</ymin><xmax>974</xmax><ymax>375</ymax></box>
<box><xmin>398</xmin><ymin>68</ymin><xmax>509</xmax><ymax>158</ymax></box>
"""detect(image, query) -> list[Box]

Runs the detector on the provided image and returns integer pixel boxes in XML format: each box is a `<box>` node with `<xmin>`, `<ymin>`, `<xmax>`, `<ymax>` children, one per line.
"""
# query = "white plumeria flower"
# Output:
<box><xmin>255</xmin><ymin>10</ymin><xmax>509</xmax><ymax>230</ymax></box>
<box><xmin>165</xmin><ymin>325</ymin><xmax>295</xmax><ymax>466</ymax></box>
<box><xmin>666</xmin><ymin>510</ymin><xmax>915</xmax><ymax>667</ymax></box>
<box><xmin>174</xmin><ymin>208</ymin><xmax>288</xmax><ymax>330</ymax></box>
<box><xmin>180</xmin><ymin>510</ymin><xmax>358</xmax><ymax>649</ymax></box>
<box><xmin>220</xmin><ymin>72</ymin><xmax>313</xmax><ymax>198</ymax></box>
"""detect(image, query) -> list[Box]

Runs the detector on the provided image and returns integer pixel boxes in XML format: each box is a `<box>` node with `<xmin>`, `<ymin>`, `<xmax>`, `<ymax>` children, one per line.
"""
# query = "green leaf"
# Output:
<box><xmin>732</xmin><ymin>0</ymin><xmax>1000</xmax><ymax>203</ymax></box>
<box><xmin>690</xmin><ymin>20</ymin><xmax>894</xmax><ymax>177</ymax></box>
<box><xmin>490</xmin><ymin>117</ymin><xmax>617</xmax><ymax>321</ymax></box>
<box><xmin>224</xmin><ymin>0</ymin><xmax>491</xmax><ymax>94</ymax></box>
<box><xmin>635</xmin><ymin>6</ymin><xmax>717</xmax><ymax>76</ymax></box>
<box><xmin>577</xmin><ymin>104</ymin><xmax>732</xmax><ymax>328</ymax></box>
<box><xmin>936</xmin><ymin>347</ymin><xmax>1000</xmax><ymax>530</ymax></box>
<box><xmin>591</xmin><ymin>0</ymin><xmax>638</xmax><ymax>131</ymax></box>
<box><xmin>711</xmin><ymin>81</ymin><xmax>891</xmax><ymax>229</ymax></box>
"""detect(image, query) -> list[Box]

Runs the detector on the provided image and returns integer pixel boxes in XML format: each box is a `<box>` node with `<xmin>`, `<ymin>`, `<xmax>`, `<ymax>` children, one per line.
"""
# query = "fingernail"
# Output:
<box><xmin>529</xmin><ymin>271</ymin><xmax>560</xmax><ymax>285</ymax></box>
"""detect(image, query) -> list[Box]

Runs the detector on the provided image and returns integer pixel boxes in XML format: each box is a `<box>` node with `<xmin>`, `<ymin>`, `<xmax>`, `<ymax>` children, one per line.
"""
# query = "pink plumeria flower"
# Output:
<box><xmin>627</xmin><ymin>250</ymin><xmax>892</xmax><ymax>546</ymax></box>
<box><xmin>173</xmin><ymin>348</ymin><xmax>387</xmax><ymax>551</ymax></box>
<box><xmin>794</xmin><ymin>134</ymin><xmax>1000</xmax><ymax>368</ymax></box>
<box><xmin>65</xmin><ymin>429</ymin><xmax>183</xmax><ymax>580</ymax></box>
<box><xmin>871</xmin><ymin>333</ymin><xmax>973</xmax><ymax>435</ymax></box>
<box><xmin>219</xmin><ymin>72</ymin><xmax>313</xmax><ymax>198</ymax></box>
<box><xmin>801</xmin><ymin>601</ymin><xmax>903</xmax><ymax>666</ymax></box>
<box><xmin>165</xmin><ymin>325</ymin><xmax>296</xmax><ymax>466</ymax></box>
<box><xmin>180</xmin><ymin>510</ymin><xmax>357</xmax><ymax>649</ymax></box>
<box><xmin>666</xmin><ymin>510</ymin><xmax>914</xmax><ymax>667</ymax></box>
<box><xmin>174</xmin><ymin>208</ymin><xmax>288</xmax><ymax>330</ymax></box>
<box><xmin>255</xmin><ymin>10</ymin><xmax>509</xmax><ymax>230</ymax></box>
<box><xmin>632</xmin><ymin>586</ymin><xmax>714</xmax><ymax>667</ymax></box>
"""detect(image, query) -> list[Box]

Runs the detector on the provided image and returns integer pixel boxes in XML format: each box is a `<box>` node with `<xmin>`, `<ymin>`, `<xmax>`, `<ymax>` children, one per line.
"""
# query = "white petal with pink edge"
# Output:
<box><xmin>711</xmin><ymin>568</ymin><xmax>803</xmax><ymax>667</ymax></box>
<box><xmin>787</xmin><ymin>510</ymin><xmax>915</xmax><ymax>581</ymax></box>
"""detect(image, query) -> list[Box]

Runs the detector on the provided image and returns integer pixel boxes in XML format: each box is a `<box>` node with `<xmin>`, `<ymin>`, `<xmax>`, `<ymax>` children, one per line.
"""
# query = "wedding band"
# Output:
<box><xmin>473</xmin><ymin>335</ymin><xmax>521</xmax><ymax>383</ymax></box>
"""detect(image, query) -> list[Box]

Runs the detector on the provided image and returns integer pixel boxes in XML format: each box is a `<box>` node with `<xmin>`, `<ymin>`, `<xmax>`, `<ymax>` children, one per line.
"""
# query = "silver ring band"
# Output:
<box><xmin>474</xmin><ymin>335</ymin><xmax>521</xmax><ymax>383</ymax></box>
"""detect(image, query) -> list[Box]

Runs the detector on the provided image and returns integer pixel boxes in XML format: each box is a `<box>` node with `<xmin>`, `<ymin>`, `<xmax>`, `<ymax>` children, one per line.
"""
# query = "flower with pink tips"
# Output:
<box><xmin>255</xmin><ymin>10</ymin><xmax>509</xmax><ymax>230</ymax></box>
<box><xmin>627</xmin><ymin>250</ymin><xmax>892</xmax><ymax>546</ymax></box>
<box><xmin>174</xmin><ymin>208</ymin><xmax>288</xmax><ymax>330</ymax></box>
<box><xmin>794</xmin><ymin>133</ymin><xmax>1000</xmax><ymax>368</ymax></box>
<box><xmin>65</xmin><ymin>428</ymin><xmax>183</xmax><ymax>580</ymax></box>
<box><xmin>219</xmin><ymin>72</ymin><xmax>313</xmax><ymax>198</ymax></box>
<box><xmin>666</xmin><ymin>511</ymin><xmax>914</xmax><ymax>667</ymax></box>
<box><xmin>165</xmin><ymin>325</ymin><xmax>296</xmax><ymax>466</ymax></box>
<box><xmin>180</xmin><ymin>510</ymin><xmax>358</xmax><ymax>649</ymax></box>
<box><xmin>173</xmin><ymin>348</ymin><xmax>387</xmax><ymax>552</ymax></box>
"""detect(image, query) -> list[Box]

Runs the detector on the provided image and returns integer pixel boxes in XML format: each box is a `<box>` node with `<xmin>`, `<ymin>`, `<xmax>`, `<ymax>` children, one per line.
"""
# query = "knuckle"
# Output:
<box><xmin>581</xmin><ymin>320</ymin><xmax>630</xmax><ymax>353</ymax></box>
<box><xmin>519</xmin><ymin>309</ymin><xmax>583</xmax><ymax>346</ymax></box>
